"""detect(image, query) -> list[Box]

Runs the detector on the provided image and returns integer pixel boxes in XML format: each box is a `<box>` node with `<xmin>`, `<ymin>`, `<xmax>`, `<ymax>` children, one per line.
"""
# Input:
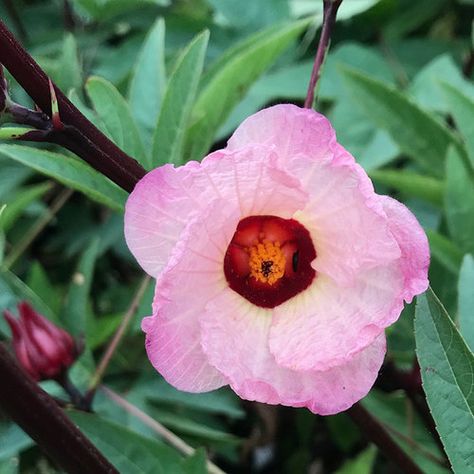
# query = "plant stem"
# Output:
<box><xmin>102</xmin><ymin>386</ymin><xmax>227</xmax><ymax>474</ymax></box>
<box><xmin>85</xmin><ymin>275</ymin><xmax>151</xmax><ymax>404</ymax></box>
<box><xmin>346</xmin><ymin>402</ymin><xmax>423</xmax><ymax>474</ymax></box>
<box><xmin>304</xmin><ymin>0</ymin><xmax>343</xmax><ymax>109</ymax></box>
<box><xmin>0</xmin><ymin>343</ymin><xmax>117</xmax><ymax>474</ymax></box>
<box><xmin>0</xmin><ymin>20</ymin><xmax>145</xmax><ymax>192</ymax></box>
<box><xmin>3</xmin><ymin>187</ymin><xmax>73</xmax><ymax>270</ymax></box>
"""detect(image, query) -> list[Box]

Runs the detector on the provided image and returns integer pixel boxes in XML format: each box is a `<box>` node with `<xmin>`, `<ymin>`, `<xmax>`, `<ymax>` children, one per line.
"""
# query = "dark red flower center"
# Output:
<box><xmin>223</xmin><ymin>215</ymin><xmax>317</xmax><ymax>308</ymax></box>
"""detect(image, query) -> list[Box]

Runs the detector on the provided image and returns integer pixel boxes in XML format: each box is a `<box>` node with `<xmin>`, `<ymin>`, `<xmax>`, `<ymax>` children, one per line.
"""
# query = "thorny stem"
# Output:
<box><xmin>85</xmin><ymin>276</ymin><xmax>151</xmax><ymax>405</ymax></box>
<box><xmin>0</xmin><ymin>19</ymin><xmax>146</xmax><ymax>192</ymax></box>
<box><xmin>0</xmin><ymin>343</ymin><xmax>117</xmax><ymax>474</ymax></box>
<box><xmin>347</xmin><ymin>403</ymin><xmax>423</xmax><ymax>474</ymax></box>
<box><xmin>102</xmin><ymin>386</ymin><xmax>227</xmax><ymax>474</ymax></box>
<box><xmin>3</xmin><ymin>187</ymin><xmax>73</xmax><ymax>270</ymax></box>
<box><xmin>304</xmin><ymin>0</ymin><xmax>343</xmax><ymax>108</ymax></box>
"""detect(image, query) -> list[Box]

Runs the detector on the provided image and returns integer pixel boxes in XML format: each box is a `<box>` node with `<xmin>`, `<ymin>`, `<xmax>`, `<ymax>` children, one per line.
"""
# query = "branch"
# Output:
<box><xmin>346</xmin><ymin>402</ymin><xmax>423</xmax><ymax>474</ymax></box>
<box><xmin>0</xmin><ymin>20</ymin><xmax>146</xmax><ymax>192</ymax></box>
<box><xmin>304</xmin><ymin>0</ymin><xmax>343</xmax><ymax>108</ymax></box>
<box><xmin>0</xmin><ymin>343</ymin><xmax>117</xmax><ymax>474</ymax></box>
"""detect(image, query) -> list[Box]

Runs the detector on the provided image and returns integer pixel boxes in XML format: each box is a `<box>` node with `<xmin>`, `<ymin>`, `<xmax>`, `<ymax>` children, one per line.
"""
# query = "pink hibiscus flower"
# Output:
<box><xmin>124</xmin><ymin>104</ymin><xmax>429</xmax><ymax>415</ymax></box>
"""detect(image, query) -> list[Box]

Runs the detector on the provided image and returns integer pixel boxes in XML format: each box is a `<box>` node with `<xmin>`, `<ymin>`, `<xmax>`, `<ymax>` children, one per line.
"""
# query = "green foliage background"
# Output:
<box><xmin>1</xmin><ymin>0</ymin><xmax>474</xmax><ymax>472</ymax></box>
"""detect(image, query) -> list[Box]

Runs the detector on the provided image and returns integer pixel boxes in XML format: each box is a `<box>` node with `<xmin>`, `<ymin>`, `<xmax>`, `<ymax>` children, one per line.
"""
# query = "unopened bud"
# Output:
<box><xmin>3</xmin><ymin>302</ymin><xmax>80</xmax><ymax>381</ymax></box>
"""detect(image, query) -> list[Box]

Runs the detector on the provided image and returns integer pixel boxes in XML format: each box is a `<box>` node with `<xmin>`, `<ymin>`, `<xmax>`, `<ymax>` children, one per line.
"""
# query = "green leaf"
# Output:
<box><xmin>409</xmin><ymin>55</ymin><xmax>474</xmax><ymax>114</ymax></box>
<box><xmin>0</xmin><ymin>270</ymin><xmax>57</xmax><ymax>326</ymax></box>
<box><xmin>370</xmin><ymin>169</ymin><xmax>444</xmax><ymax>206</ymax></box>
<box><xmin>0</xmin><ymin>456</ymin><xmax>19</xmax><ymax>474</ymax></box>
<box><xmin>1</xmin><ymin>182</ymin><xmax>52</xmax><ymax>232</ymax></box>
<box><xmin>56</xmin><ymin>34</ymin><xmax>82</xmax><ymax>93</ymax></box>
<box><xmin>152</xmin><ymin>31</ymin><xmax>209</xmax><ymax>166</ymax></box>
<box><xmin>415</xmin><ymin>288</ymin><xmax>474</xmax><ymax>474</ymax></box>
<box><xmin>362</xmin><ymin>391</ymin><xmax>447</xmax><ymax>474</ymax></box>
<box><xmin>334</xmin><ymin>446</ymin><xmax>376</xmax><ymax>474</ymax></box>
<box><xmin>0</xmin><ymin>422</ymin><xmax>33</xmax><ymax>461</ymax></box>
<box><xmin>181</xmin><ymin>448</ymin><xmax>207</xmax><ymax>474</ymax></box>
<box><xmin>61</xmin><ymin>238</ymin><xmax>100</xmax><ymax>337</ymax></box>
<box><xmin>0</xmin><ymin>206</ymin><xmax>5</xmax><ymax>266</ymax></box>
<box><xmin>426</xmin><ymin>229</ymin><xmax>463</xmax><ymax>275</ymax></box>
<box><xmin>184</xmin><ymin>19</ymin><xmax>309</xmax><ymax>162</ymax></box>
<box><xmin>442</xmin><ymin>82</ymin><xmax>474</xmax><ymax>170</ymax></box>
<box><xmin>445</xmin><ymin>146</ymin><xmax>474</xmax><ymax>254</ymax></box>
<box><xmin>86</xmin><ymin>76</ymin><xmax>148</xmax><ymax>168</ymax></box>
<box><xmin>0</xmin><ymin>144</ymin><xmax>126</xmax><ymax>212</ymax></box>
<box><xmin>69</xmin><ymin>411</ymin><xmax>186</xmax><ymax>474</ymax></box>
<box><xmin>458</xmin><ymin>254</ymin><xmax>474</xmax><ymax>352</ymax></box>
<box><xmin>26</xmin><ymin>261</ymin><xmax>62</xmax><ymax>315</ymax></box>
<box><xmin>341</xmin><ymin>68</ymin><xmax>459</xmax><ymax>177</ymax></box>
<box><xmin>129</xmin><ymin>18</ymin><xmax>166</xmax><ymax>147</ymax></box>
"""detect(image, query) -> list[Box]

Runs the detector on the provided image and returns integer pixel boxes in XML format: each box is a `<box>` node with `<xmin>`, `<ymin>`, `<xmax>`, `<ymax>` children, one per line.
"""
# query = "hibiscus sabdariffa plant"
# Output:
<box><xmin>124</xmin><ymin>104</ymin><xmax>430</xmax><ymax>415</ymax></box>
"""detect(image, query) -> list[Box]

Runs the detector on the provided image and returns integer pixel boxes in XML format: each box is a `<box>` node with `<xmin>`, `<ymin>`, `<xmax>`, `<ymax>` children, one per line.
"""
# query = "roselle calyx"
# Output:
<box><xmin>3</xmin><ymin>302</ymin><xmax>80</xmax><ymax>381</ymax></box>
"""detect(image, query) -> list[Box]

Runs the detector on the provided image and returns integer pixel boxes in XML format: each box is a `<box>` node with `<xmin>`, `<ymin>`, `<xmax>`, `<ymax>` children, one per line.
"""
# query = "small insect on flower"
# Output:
<box><xmin>124</xmin><ymin>105</ymin><xmax>429</xmax><ymax>415</ymax></box>
<box><xmin>3</xmin><ymin>301</ymin><xmax>80</xmax><ymax>381</ymax></box>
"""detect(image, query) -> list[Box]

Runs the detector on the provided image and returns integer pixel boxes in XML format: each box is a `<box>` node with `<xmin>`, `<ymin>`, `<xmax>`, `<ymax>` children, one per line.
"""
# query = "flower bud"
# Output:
<box><xmin>3</xmin><ymin>302</ymin><xmax>79</xmax><ymax>381</ymax></box>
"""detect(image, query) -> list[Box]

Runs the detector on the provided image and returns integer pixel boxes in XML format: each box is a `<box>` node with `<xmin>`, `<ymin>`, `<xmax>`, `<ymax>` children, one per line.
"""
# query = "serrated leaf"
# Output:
<box><xmin>370</xmin><ymin>169</ymin><xmax>444</xmax><ymax>206</ymax></box>
<box><xmin>458</xmin><ymin>255</ymin><xmax>474</xmax><ymax>352</ymax></box>
<box><xmin>129</xmin><ymin>18</ymin><xmax>166</xmax><ymax>147</ymax></box>
<box><xmin>415</xmin><ymin>288</ymin><xmax>474</xmax><ymax>474</ymax></box>
<box><xmin>86</xmin><ymin>76</ymin><xmax>148</xmax><ymax>168</ymax></box>
<box><xmin>184</xmin><ymin>19</ymin><xmax>309</xmax><ymax>162</ymax></box>
<box><xmin>152</xmin><ymin>31</ymin><xmax>209</xmax><ymax>166</ymax></box>
<box><xmin>0</xmin><ymin>144</ymin><xmax>126</xmax><ymax>212</ymax></box>
<box><xmin>445</xmin><ymin>146</ymin><xmax>474</xmax><ymax>254</ymax></box>
<box><xmin>341</xmin><ymin>68</ymin><xmax>459</xmax><ymax>177</ymax></box>
<box><xmin>442</xmin><ymin>82</ymin><xmax>474</xmax><ymax>170</ymax></box>
<box><xmin>69</xmin><ymin>411</ymin><xmax>186</xmax><ymax>474</ymax></box>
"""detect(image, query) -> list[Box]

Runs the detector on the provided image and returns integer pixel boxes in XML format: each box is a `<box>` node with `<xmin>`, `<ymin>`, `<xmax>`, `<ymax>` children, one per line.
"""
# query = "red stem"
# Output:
<box><xmin>347</xmin><ymin>403</ymin><xmax>423</xmax><ymax>474</ymax></box>
<box><xmin>304</xmin><ymin>0</ymin><xmax>342</xmax><ymax>108</ymax></box>
<box><xmin>0</xmin><ymin>344</ymin><xmax>117</xmax><ymax>474</ymax></box>
<box><xmin>0</xmin><ymin>19</ymin><xmax>146</xmax><ymax>192</ymax></box>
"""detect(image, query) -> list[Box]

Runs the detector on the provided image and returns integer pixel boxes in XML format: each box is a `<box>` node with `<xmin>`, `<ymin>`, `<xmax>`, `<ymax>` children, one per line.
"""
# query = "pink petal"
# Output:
<box><xmin>227</xmin><ymin>104</ymin><xmax>338</xmax><ymax>165</ymax></box>
<box><xmin>141</xmin><ymin>201</ymin><xmax>237</xmax><ymax>392</ymax></box>
<box><xmin>200</xmin><ymin>288</ymin><xmax>386</xmax><ymax>415</ymax></box>
<box><xmin>125</xmin><ymin>145</ymin><xmax>307</xmax><ymax>277</ymax></box>
<box><xmin>380</xmin><ymin>196</ymin><xmax>430</xmax><ymax>302</ymax></box>
<box><xmin>291</xmin><ymin>153</ymin><xmax>401</xmax><ymax>284</ymax></box>
<box><xmin>269</xmin><ymin>265</ymin><xmax>403</xmax><ymax>372</ymax></box>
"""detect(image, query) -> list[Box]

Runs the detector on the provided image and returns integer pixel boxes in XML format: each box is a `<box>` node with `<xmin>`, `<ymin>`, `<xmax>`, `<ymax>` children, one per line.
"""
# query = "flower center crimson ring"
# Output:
<box><xmin>223</xmin><ymin>215</ymin><xmax>317</xmax><ymax>308</ymax></box>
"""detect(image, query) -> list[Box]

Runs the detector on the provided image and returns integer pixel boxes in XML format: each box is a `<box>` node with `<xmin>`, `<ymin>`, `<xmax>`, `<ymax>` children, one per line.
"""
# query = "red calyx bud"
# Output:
<box><xmin>3</xmin><ymin>301</ymin><xmax>80</xmax><ymax>381</ymax></box>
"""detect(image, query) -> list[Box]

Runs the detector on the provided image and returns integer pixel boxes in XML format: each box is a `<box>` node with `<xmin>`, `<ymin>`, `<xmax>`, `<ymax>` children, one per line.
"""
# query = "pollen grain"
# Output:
<box><xmin>248</xmin><ymin>241</ymin><xmax>285</xmax><ymax>285</ymax></box>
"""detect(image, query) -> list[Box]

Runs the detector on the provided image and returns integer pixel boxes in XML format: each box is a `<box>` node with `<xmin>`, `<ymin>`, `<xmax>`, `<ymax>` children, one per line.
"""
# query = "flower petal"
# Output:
<box><xmin>291</xmin><ymin>153</ymin><xmax>401</xmax><ymax>284</ymax></box>
<box><xmin>125</xmin><ymin>145</ymin><xmax>307</xmax><ymax>277</ymax></box>
<box><xmin>142</xmin><ymin>201</ymin><xmax>238</xmax><ymax>392</ymax></box>
<box><xmin>227</xmin><ymin>104</ymin><xmax>337</xmax><ymax>164</ymax></box>
<box><xmin>380</xmin><ymin>196</ymin><xmax>430</xmax><ymax>302</ymax></box>
<box><xmin>269</xmin><ymin>265</ymin><xmax>403</xmax><ymax>371</ymax></box>
<box><xmin>200</xmin><ymin>288</ymin><xmax>386</xmax><ymax>415</ymax></box>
